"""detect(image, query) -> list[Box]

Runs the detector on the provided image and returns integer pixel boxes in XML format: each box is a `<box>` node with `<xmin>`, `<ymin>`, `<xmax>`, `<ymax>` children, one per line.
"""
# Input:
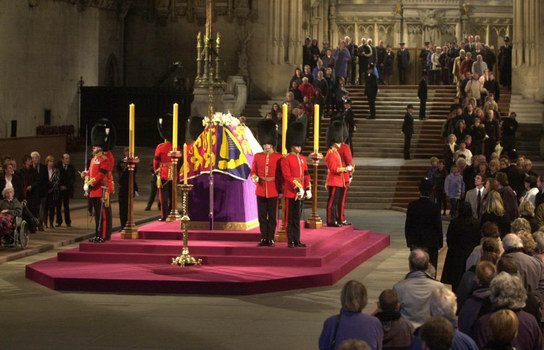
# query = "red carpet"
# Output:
<box><xmin>26</xmin><ymin>221</ymin><xmax>390</xmax><ymax>295</ymax></box>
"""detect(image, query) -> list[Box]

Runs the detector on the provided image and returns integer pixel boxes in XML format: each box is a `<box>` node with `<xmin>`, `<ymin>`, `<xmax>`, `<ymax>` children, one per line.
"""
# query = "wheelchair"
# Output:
<box><xmin>0</xmin><ymin>213</ymin><xmax>29</xmax><ymax>250</ymax></box>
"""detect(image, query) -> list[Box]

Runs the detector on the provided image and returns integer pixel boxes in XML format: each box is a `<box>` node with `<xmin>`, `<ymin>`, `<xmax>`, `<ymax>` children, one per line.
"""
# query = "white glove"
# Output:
<box><xmin>346</xmin><ymin>165</ymin><xmax>353</xmax><ymax>172</ymax></box>
<box><xmin>83</xmin><ymin>183</ymin><xmax>89</xmax><ymax>192</ymax></box>
<box><xmin>251</xmin><ymin>175</ymin><xmax>259</xmax><ymax>184</ymax></box>
<box><xmin>134</xmin><ymin>191</ymin><xmax>140</xmax><ymax>197</ymax></box>
<box><xmin>305</xmin><ymin>190</ymin><xmax>312</xmax><ymax>200</ymax></box>
<box><xmin>349</xmin><ymin>177</ymin><xmax>353</xmax><ymax>185</ymax></box>
<box><xmin>297</xmin><ymin>188</ymin><xmax>305</xmax><ymax>199</ymax></box>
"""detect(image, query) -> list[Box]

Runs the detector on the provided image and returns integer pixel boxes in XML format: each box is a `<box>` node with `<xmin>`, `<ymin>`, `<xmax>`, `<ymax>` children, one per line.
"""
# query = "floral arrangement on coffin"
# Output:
<box><xmin>203</xmin><ymin>112</ymin><xmax>240</xmax><ymax>127</ymax></box>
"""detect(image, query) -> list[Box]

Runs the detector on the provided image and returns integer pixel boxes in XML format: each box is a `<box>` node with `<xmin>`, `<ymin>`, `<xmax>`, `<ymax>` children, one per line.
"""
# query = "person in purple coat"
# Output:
<box><xmin>319</xmin><ymin>280</ymin><xmax>383</xmax><ymax>350</ymax></box>
<box><xmin>334</xmin><ymin>40</ymin><xmax>352</xmax><ymax>80</ymax></box>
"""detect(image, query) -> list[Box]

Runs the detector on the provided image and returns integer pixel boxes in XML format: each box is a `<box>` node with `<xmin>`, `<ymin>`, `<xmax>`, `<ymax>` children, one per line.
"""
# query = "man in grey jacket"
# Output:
<box><xmin>393</xmin><ymin>249</ymin><xmax>444</xmax><ymax>328</ymax></box>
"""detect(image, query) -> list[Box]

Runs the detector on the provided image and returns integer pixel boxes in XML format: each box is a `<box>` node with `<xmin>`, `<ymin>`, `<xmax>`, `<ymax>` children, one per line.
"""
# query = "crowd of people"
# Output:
<box><xmin>0</xmin><ymin>152</ymin><xmax>76</xmax><ymax>245</ymax></box>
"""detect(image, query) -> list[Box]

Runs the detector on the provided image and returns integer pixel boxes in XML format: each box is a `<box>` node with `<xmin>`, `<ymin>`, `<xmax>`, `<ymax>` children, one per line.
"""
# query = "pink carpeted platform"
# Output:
<box><xmin>26</xmin><ymin>221</ymin><xmax>390</xmax><ymax>295</ymax></box>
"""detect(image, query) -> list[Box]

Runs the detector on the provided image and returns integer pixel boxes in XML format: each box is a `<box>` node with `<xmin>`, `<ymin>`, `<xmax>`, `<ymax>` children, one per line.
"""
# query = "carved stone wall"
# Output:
<box><xmin>0</xmin><ymin>0</ymin><xmax>122</xmax><ymax>137</ymax></box>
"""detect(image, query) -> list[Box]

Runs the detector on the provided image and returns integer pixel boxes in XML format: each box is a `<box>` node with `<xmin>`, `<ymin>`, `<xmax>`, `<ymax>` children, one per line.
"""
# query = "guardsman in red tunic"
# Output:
<box><xmin>154</xmin><ymin>115</ymin><xmax>174</xmax><ymax>221</ymax></box>
<box><xmin>250</xmin><ymin>119</ymin><xmax>283</xmax><ymax>247</ymax></box>
<box><xmin>325</xmin><ymin>121</ymin><xmax>353</xmax><ymax>227</ymax></box>
<box><xmin>83</xmin><ymin>119</ymin><xmax>115</xmax><ymax>243</ymax></box>
<box><xmin>281</xmin><ymin>121</ymin><xmax>311</xmax><ymax>248</ymax></box>
<box><xmin>338</xmin><ymin>126</ymin><xmax>354</xmax><ymax>225</ymax></box>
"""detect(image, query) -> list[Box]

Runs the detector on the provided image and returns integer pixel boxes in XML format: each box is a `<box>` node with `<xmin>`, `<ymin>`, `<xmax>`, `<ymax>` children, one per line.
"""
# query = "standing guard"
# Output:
<box><xmin>154</xmin><ymin>115</ymin><xmax>173</xmax><ymax>221</ymax></box>
<box><xmin>250</xmin><ymin>119</ymin><xmax>283</xmax><ymax>247</ymax></box>
<box><xmin>83</xmin><ymin>119</ymin><xmax>115</xmax><ymax>243</ymax></box>
<box><xmin>338</xmin><ymin>122</ymin><xmax>354</xmax><ymax>226</ymax></box>
<box><xmin>325</xmin><ymin>121</ymin><xmax>352</xmax><ymax>227</ymax></box>
<box><xmin>281</xmin><ymin>122</ymin><xmax>311</xmax><ymax>248</ymax></box>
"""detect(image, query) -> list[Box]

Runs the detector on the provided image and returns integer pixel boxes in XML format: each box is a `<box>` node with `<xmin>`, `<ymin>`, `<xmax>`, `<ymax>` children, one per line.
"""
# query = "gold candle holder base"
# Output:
<box><xmin>166</xmin><ymin>150</ymin><xmax>182</xmax><ymax>222</ymax></box>
<box><xmin>275</xmin><ymin>197</ymin><xmax>287</xmax><ymax>242</ymax></box>
<box><xmin>305</xmin><ymin>154</ymin><xmax>323</xmax><ymax>229</ymax></box>
<box><xmin>172</xmin><ymin>184</ymin><xmax>202</xmax><ymax>267</ymax></box>
<box><xmin>121</xmin><ymin>156</ymin><xmax>141</xmax><ymax>239</ymax></box>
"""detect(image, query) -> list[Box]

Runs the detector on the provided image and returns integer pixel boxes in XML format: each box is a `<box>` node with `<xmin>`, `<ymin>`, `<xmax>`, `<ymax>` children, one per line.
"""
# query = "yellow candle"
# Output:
<box><xmin>281</xmin><ymin>103</ymin><xmax>288</xmax><ymax>155</ymax></box>
<box><xmin>172</xmin><ymin>103</ymin><xmax>179</xmax><ymax>150</ymax></box>
<box><xmin>183</xmin><ymin>143</ymin><xmax>188</xmax><ymax>185</ymax></box>
<box><xmin>129</xmin><ymin>103</ymin><xmax>135</xmax><ymax>155</ymax></box>
<box><xmin>314</xmin><ymin>104</ymin><xmax>319</xmax><ymax>153</ymax></box>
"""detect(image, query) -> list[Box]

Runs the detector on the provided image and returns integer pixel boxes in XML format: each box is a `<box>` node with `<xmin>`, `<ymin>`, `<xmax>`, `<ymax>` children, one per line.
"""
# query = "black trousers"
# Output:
<box><xmin>285</xmin><ymin>198</ymin><xmax>302</xmax><ymax>243</ymax></box>
<box><xmin>159</xmin><ymin>181</ymin><xmax>172</xmax><ymax>220</ymax></box>
<box><xmin>327</xmin><ymin>186</ymin><xmax>344</xmax><ymax>225</ymax></box>
<box><xmin>257</xmin><ymin>196</ymin><xmax>278</xmax><ymax>241</ymax></box>
<box><xmin>419</xmin><ymin>99</ymin><xmax>426</xmax><ymax>119</ymax></box>
<box><xmin>404</xmin><ymin>133</ymin><xmax>412</xmax><ymax>160</ymax></box>
<box><xmin>56</xmin><ymin>190</ymin><xmax>71</xmax><ymax>225</ymax></box>
<box><xmin>91</xmin><ymin>197</ymin><xmax>112</xmax><ymax>240</ymax></box>
<box><xmin>119</xmin><ymin>189</ymin><xmax>128</xmax><ymax>229</ymax></box>
<box><xmin>146</xmin><ymin>178</ymin><xmax>158</xmax><ymax>209</ymax></box>
<box><xmin>368</xmin><ymin>96</ymin><xmax>376</xmax><ymax>118</ymax></box>
<box><xmin>45</xmin><ymin>193</ymin><xmax>57</xmax><ymax>227</ymax></box>
<box><xmin>398</xmin><ymin>68</ymin><xmax>407</xmax><ymax>84</ymax></box>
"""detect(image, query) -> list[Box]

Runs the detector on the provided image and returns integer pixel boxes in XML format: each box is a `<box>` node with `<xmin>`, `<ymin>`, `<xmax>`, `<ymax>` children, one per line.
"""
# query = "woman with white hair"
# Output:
<box><xmin>475</xmin><ymin>272</ymin><xmax>543</xmax><ymax>349</ymax></box>
<box><xmin>0</xmin><ymin>187</ymin><xmax>22</xmax><ymax>245</ymax></box>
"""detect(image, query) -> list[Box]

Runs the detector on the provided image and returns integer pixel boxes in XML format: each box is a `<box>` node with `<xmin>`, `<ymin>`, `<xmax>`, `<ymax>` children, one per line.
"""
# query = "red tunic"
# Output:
<box><xmin>325</xmin><ymin>146</ymin><xmax>347</xmax><ymax>188</ymax></box>
<box><xmin>250</xmin><ymin>151</ymin><xmax>283</xmax><ymax>198</ymax></box>
<box><xmin>87</xmin><ymin>151</ymin><xmax>115</xmax><ymax>198</ymax></box>
<box><xmin>338</xmin><ymin>143</ymin><xmax>354</xmax><ymax>182</ymax></box>
<box><xmin>281</xmin><ymin>152</ymin><xmax>311</xmax><ymax>199</ymax></box>
<box><xmin>154</xmin><ymin>141</ymin><xmax>173</xmax><ymax>181</ymax></box>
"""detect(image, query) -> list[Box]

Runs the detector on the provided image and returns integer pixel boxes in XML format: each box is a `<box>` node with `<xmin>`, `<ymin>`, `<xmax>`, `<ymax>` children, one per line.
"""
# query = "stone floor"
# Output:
<box><xmin>0</xmin><ymin>208</ymin><xmax>448</xmax><ymax>350</ymax></box>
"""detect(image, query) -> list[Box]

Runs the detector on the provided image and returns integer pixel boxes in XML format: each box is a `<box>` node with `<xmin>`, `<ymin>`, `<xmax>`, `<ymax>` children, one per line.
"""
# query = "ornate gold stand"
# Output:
<box><xmin>305</xmin><ymin>154</ymin><xmax>323</xmax><ymax>229</ymax></box>
<box><xmin>275</xmin><ymin>197</ymin><xmax>287</xmax><ymax>242</ymax></box>
<box><xmin>172</xmin><ymin>184</ymin><xmax>202</xmax><ymax>267</ymax></box>
<box><xmin>121</xmin><ymin>155</ymin><xmax>141</xmax><ymax>239</ymax></box>
<box><xmin>166</xmin><ymin>150</ymin><xmax>182</xmax><ymax>222</ymax></box>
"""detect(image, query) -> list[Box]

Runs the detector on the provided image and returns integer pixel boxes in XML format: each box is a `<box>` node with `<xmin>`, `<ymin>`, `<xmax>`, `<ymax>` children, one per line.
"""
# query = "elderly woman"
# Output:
<box><xmin>0</xmin><ymin>187</ymin><xmax>22</xmax><ymax>244</ymax></box>
<box><xmin>519</xmin><ymin>202</ymin><xmax>539</xmax><ymax>233</ymax></box>
<box><xmin>0</xmin><ymin>160</ymin><xmax>23</xmax><ymax>200</ymax></box>
<box><xmin>475</xmin><ymin>272</ymin><xmax>543</xmax><ymax>350</ymax></box>
<box><xmin>319</xmin><ymin>280</ymin><xmax>383</xmax><ymax>350</ymax></box>
<box><xmin>533</xmin><ymin>231</ymin><xmax>544</xmax><ymax>263</ymax></box>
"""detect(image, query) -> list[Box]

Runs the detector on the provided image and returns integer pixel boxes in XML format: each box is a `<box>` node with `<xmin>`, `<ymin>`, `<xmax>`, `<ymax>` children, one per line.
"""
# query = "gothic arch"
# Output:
<box><xmin>105</xmin><ymin>54</ymin><xmax>119</xmax><ymax>87</ymax></box>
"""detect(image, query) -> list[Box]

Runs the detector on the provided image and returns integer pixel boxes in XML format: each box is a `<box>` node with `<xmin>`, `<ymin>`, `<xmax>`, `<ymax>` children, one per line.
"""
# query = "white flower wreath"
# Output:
<box><xmin>202</xmin><ymin>112</ymin><xmax>240</xmax><ymax>127</ymax></box>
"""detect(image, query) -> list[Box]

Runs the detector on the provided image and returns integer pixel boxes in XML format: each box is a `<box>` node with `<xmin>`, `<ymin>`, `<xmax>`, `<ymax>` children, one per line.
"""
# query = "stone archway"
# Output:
<box><xmin>105</xmin><ymin>54</ymin><xmax>119</xmax><ymax>87</ymax></box>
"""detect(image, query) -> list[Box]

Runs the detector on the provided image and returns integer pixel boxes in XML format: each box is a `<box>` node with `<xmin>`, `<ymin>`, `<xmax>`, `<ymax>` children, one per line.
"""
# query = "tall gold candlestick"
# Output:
<box><xmin>183</xmin><ymin>143</ymin><xmax>188</xmax><ymax>185</ymax></box>
<box><xmin>172</xmin><ymin>183</ymin><xmax>202</xmax><ymax>267</ymax></box>
<box><xmin>166</xmin><ymin>149</ymin><xmax>182</xmax><ymax>222</ymax></box>
<box><xmin>276</xmin><ymin>104</ymin><xmax>289</xmax><ymax>242</ymax></box>
<box><xmin>172</xmin><ymin>103</ymin><xmax>179</xmax><ymax>151</ymax></box>
<box><xmin>122</xmin><ymin>103</ymin><xmax>140</xmax><ymax>239</ymax></box>
<box><xmin>129</xmin><ymin>103</ymin><xmax>135</xmax><ymax>156</ymax></box>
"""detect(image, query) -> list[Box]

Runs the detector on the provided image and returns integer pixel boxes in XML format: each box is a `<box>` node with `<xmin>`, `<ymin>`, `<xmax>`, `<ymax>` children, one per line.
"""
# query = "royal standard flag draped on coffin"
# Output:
<box><xmin>187</xmin><ymin>115</ymin><xmax>258</xmax><ymax>181</ymax></box>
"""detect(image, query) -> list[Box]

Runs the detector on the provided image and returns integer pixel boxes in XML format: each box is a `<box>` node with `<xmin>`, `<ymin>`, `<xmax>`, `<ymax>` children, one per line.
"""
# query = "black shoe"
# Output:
<box><xmin>144</xmin><ymin>207</ymin><xmax>151</xmax><ymax>211</ymax></box>
<box><xmin>341</xmin><ymin>221</ymin><xmax>352</xmax><ymax>226</ymax></box>
<box><xmin>267</xmin><ymin>239</ymin><xmax>275</xmax><ymax>247</ymax></box>
<box><xmin>288</xmin><ymin>241</ymin><xmax>296</xmax><ymax>248</ymax></box>
<box><xmin>328</xmin><ymin>222</ymin><xmax>342</xmax><ymax>227</ymax></box>
<box><xmin>295</xmin><ymin>242</ymin><xmax>306</xmax><ymax>248</ymax></box>
<box><xmin>257</xmin><ymin>239</ymin><xmax>268</xmax><ymax>247</ymax></box>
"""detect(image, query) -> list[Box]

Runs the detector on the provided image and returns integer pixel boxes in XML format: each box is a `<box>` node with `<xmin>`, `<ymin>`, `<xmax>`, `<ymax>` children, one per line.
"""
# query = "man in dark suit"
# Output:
<box><xmin>397</xmin><ymin>42</ymin><xmax>410</xmax><ymax>84</ymax></box>
<box><xmin>31</xmin><ymin>151</ymin><xmax>48</xmax><ymax>230</ymax></box>
<box><xmin>418</xmin><ymin>74</ymin><xmax>428</xmax><ymax>120</ymax></box>
<box><xmin>365</xmin><ymin>65</ymin><xmax>378</xmax><ymax>119</ymax></box>
<box><xmin>405</xmin><ymin>178</ymin><xmax>443</xmax><ymax>269</ymax></box>
<box><xmin>56</xmin><ymin>153</ymin><xmax>76</xmax><ymax>227</ymax></box>
<box><xmin>402</xmin><ymin>104</ymin><xmax>415</xmax><ymax>160</ymax></box>
<box><xmin>342</xmin><ymin>99</ymin><xmax>356</xmax><ymax>154</ymax></box>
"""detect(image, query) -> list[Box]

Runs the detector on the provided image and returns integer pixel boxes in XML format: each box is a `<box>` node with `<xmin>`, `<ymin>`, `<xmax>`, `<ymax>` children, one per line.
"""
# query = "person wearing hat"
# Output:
<box><xmin>338</xmin><ymin>123</ymin><xmax>354</xmax><ymax>226</ymax></box>
<box><xmin>83</xmin><ymin>119</ymin><xmax>116</xmax><ymax>243</ymax></box>
<box><xmin>397</xmin><ymin>42</ymin><xmax>410</xmax><ymax>85</ymax></box>
<box><xmin>498</xmin><ymin>36</ymin><xmax>512</xmax><ymax>89</ymax></box>
<box><xmin>325</xmin><ymin>121</ymin><xmax>353</xmax><ymax>227</ymax></box>
<box><xmin>405</xmin><ymin>178</ymin><xmax>443</xmax><ymax>269</ymax></box>
<box><xmin>250</xmin><ymin>119</ymin><xmax>283</xmax><ymax>247</ymax></box>
<box><xmin>365</xmin><ymin>64</ymin><xmax>378</xmax><ymax>119</ymax></box>
<box><xmin>154</xmin><ymin>114</ymin><xmax>175</xmax><ymax>221</ymax></box>
<box><xmin>402</xmin><ymin>104</ymin><xmax>415</xmax><ymax>160</ymax></box>
<box><xmin>281</xmin><ymin>122</ymin><xmax>311</xmax><ymax>248</ymax></box>
<box><xmin>357</xmin><ymin>38</ymin><xmax>371</xmax><ymax>85</ymax></box>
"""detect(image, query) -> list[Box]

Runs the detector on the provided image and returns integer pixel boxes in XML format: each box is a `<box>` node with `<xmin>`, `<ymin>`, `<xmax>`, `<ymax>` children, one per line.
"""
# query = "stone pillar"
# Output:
<box><xmin>394</xmin><ymin>15</ymin><xmax>401</xmax><ymax>46</ymax></box>
<box><xmin>485</xmin><ymin>25</ymin><xmax>490</xmax><ymax>46</ymax></box>
<box><xmin>374</xmin><ymin>22</ymin><xmax>378</xmax><ymax>43</ymax></box>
